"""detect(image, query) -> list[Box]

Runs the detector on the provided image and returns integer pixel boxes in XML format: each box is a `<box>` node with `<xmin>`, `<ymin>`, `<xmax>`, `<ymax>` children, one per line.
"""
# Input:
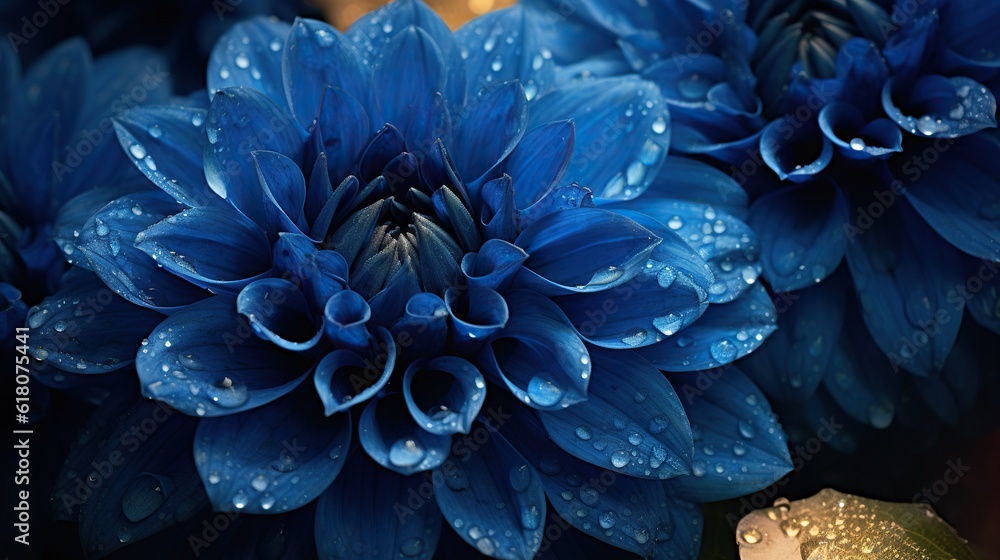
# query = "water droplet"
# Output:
<box><xmin>579</xmin><ymin>487</ymin><xmax>599</xmax><ymax>505</ymax></box>
<box><xmin>260</xmin><ymin>493</ymin><xmax>275</xmax><ymax>510</ymax></box>
<box><xmin>121</xmin><ymin>475</ymin><xmax>165</xmax><ymax>522</ymax></box>
<box><xmin>575</xmin><ymin>426</ymin><xmax>592</xmax><ymax>441</ymax></box>
<box><xmin>269</xmin><ymin>39</ymin><xmax>282</xmax><ymax>52</ymax></box>
<box><xmin>521</xmin><ymin>504</ymin><xmax>541</xmax><ymax>529</ymax></box>
<box><xmin>509</xmin><ymin>465</ymin><xmax>531</xmax><ymax>492</ymax></box>
<box><xmin>251</xmin><ymin>474</ymin><xmax>268</xmax><ymax>492</ymax></box>
<box><xmin>117</xmin><ymin>525</ymin><xmax>131</xmax><ymax>543</ymax></box>
<box><xmin>675</xmin><ymin>335</ymin><xmax>693</xmax><ymax>348</ymax></box>
<box><xmin>389</xmin><ymin>438</ymin><xmax>425</xmax><ymax>468</ymax></box>
<box><xmin>649</xmin><ymin>416</ymin><xmax>668</xmax><ymax>434</ymax></box>
<box><xmin>849</xmin><ymin>137</ymin><xmax>866</xmax><ymax>150</ymax></box>
<box><xmin>232</xmin><ymin>489</ymin><xmax>249</xmax><ymax>509</ymax></box>
<box><xmin>129</xmin><ymin>143</ymin><xmax>146</xmax><ymax>159</ymax></box>
<box><xmin>622</xmin><ymin>329</ymin><xmax>648</xmax><ymax>346</ymax></box>
<box><xmin>867</xmin><ymin>403</ymin><xmax>893</xmax><ymax>429</ymax></box>
<box><xmin>207</xmin><ymin>376</ymin><xmax>249</xmax><ymax>408</ymax></box>
<box><xmin>652</xmin><ymin>116</ymin><xmax>667</xmax><ymax>134</ymax></box>
<box><xmin>738</xmin><ymin>420</ymin><xmax>756</xmax><ymax>439</ymax></box>
<box><xmin>599</xmin><ymin>511</ymin><xmax>616</xmax><ymax>528</ymax></box>
<box><xmin>400</xmin><ymin>537</ymin><xmax>423</xmax><ymax>557</ymax></box>
<box><xmin>710</xmin><ymin>339</ymin><xmax>738</xmax><ymax>363</ymax></box>
<box><xmin>191</xmin><ymin>113</ymin><xmax>205</xmax><ymax>127</ymax></box>
<box><xmin>653</xmin><ymin>314</ymin><xmax>683</xmax><ymax>336</ymax></box>
<box><xmin>527</xmin><ymin>375</ymin><xmax>564</xmax><ymax>407</ymax></box>
<box><xmin>445</xmin><ymin>470</ymin><xmax>468</xmax><ymax>491</ymax></box>
<box><xmin>741</xmin><ymin>528</ymin><xmax>761</xmax><ymax>544</ymax></box>
<box><xmin>208</xmin><ymin>471</ymin><xmax>221</xmax><ymax>484</ymax></box>
<box><xmin>611</xmin><ymin>450</ymin><xmax>630</xmax><ymax>468</ymax></box>
<box><xmin>627</xmin><ymin>432</ymin><xmax>642</xmax><ymax>446</ymax></box>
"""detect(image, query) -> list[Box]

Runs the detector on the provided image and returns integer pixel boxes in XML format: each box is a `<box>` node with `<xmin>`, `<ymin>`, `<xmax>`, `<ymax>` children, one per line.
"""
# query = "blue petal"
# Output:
<box><xmin>913</xmin><ymin>328</ymin><xmax>981</xmax><ymax>425</ymax></box>
<box><xmin>403</xmin><ymin>355</ymin><xmax>486</xmax><ymax>435</ymax></box>
<box><xmin>314</xmin><ymin>327</ymin><xmax>396</xmax><ymax>416</ymax></box>
<box><xmin>638</xmin><ymin>283</ymin><xmax>777</xmax><ymax>371</ymax></box>
<box><xmin>480</xmin><ymin>175</ymin><xmax>519</xmax><ymax>242</ymax></box>
<box><xmin>391</xmin><ymin>292</ymin><xmax>449</xmax><ymax>361</ymax></box>
<box><xmin>748</xmin><ymin>181</ymin><xmax>848</xmax><ymax>291</ymax></box>
<box><xmin>760</xmin><ymin>117</ymin><xmax>834</xmax><ymax>182</ymax></box>
<box><xmin>499</xmin><ymin>408</ymin><xmax>703</xmax><ymax>558</ymax></box>
<box><xmin>905</xmin><ymin>131</ymin><xmax>1000</xmax><ymax>261</ymax></box>
<box><xmin>553</xmin><ymin>209</ymin><xmax>712</xmax><ymax>349</ymax></box>
<box><xmin>359</xmin><ymin>393</ymin><xmax>451</xmax><ymax>475</ymax></box>
<box><xmin>454</xmin><ymin>5</ymin><xmax>556</xmax><ymax>101</ymax></box>
<box><xmin>347</xmin><ymin>0</ymin><xmax>466</xmax><ymax>113</ymax></box>
<box><xmin>939</xmin><ymin>0</ymin><xmax>1000</xmax><ymax>67</ymax></box>
<box><xmin>135</xmin><ymin>296</ymin><xmax>313</xmax><ymax>417</ymax></box>
<box><xmin>77</xmin><ymin>400</ymin><xmax>205</xmax><ymax>558</ymax></box>
<box><xmin>273</xmin><ymin>233</ymin><xmax>348</xmax><ymax>308</ymax></box>
<box><xmin>237</xmin><ymin>278</ymin><xmax>322</xmax><ymax>351</ymax></box>
<box><xmin>479</xmin><ymin>290</ymin><xmax>589</xmax><ymax>410</ymax></box>
<box><xmin>203</xmin><ymin>86</ymin><xmax>306</xmax><ymax>226</ymax></box>
<box><xmin>283</xmin><ymin>18</ymin><xmax>368</xmax><ymax>128</ymax></box>
<box><xmin>513</xmin><ymin>207</ymin><xmax>659</xmax><ymax>295</ymax></box>
<box><xmin>461</xmin><ymin>239</ymin><xmax>528</xmax><ymax>291</ymax></box>
<box><xmin>432</xmin><ymin>185</ymin><xmax>482</xmax><ymax>251</ymax></box>
<box><xmin>254</xmin><ymin>150</ymin><xmax>309</xmax><ymax>237</ymax></box>
<box><xmin>0</xmin><ymin>283</ymin><xmax>26</xmax><ymax>352</ymax></box>
<box><xmin>964</xmin><ymin>258</ymin><xmax>1000</xmax><ymax>335</ymax></box>
<box><xmin>445</xmin><ymin>286</ymin><xmax>509</xmax><ymax>353</ymax></box>
<box><xmin>882</xmin><ymin>75</ymin><xmax>997</xmax><ymax>138</ymax></box>
<box><xmin>323</xmin><ymin>289</ymin><xmax>373</xmax><ymax>351</ymax></box>
<box><xmin>504</xmin><ymin>120</ymin><xmax>574</xmax><ymax>210</ymax></box>
<box><xmin>667</xmin><ymin>367</ymin><xmax>792</xmax><ymax>501</ymax></box>
<box><xmin>413</xmin><ymin>213</ymin><xmax>463</xmax><ymax>294</ymax></box>
<box><xmin>602</xmin><ymin>199</ymin><xmax>760</xmax><ymax>304</ymax></box>
<box><xmin>741</xmin><ymin>278</ymin><xmax>847</xmax><ymax>404</ymax></box>
<box><xmin>25</xmin><ymin>269</ymin><xmax>163</xmax><ymax>373</ymax></box>
<box><xmin>821</xmin><ymin>297</ymin><xmax>901</xmax><ymax>428</ymax></box>
<box><xmin>433</xmin><ymin>426</ymin><xmax>545</xmax><ymax>559</ymax></box>
<box><xmin>53</xmin><ymin>183</ymin><xmax>151</xmax><ymax>270</ymax></box>
<box><xmin>208</xmin><ymin>18</ymin><xmax>291</xmax><ymax>110</ymax></box>
<box><xmin>539</xmin><ymin>347</ymin><xmax>693</xmax><ymax>478</ymax></box>
<box><xmin>77</xmin><ymin>191</ymin><xmax>209</xmax><ymax>311</ymax></box>
<box><xmin>516</xmin><ymin>184</ymin><xmax>596</xmax><ymax>231</ymax></box>
<box><xmin>818</xmin><ymin>102</ymin><xmax>903</xmax><ymax>160</ymax></box>
<box><xmin>135</xmin><ymin>205</ymin><xmax>273</xmax><ymax>293</ymax></box>
<box><xmin>314</xmin><ymin>86</ymin><xmax>371</xmax><ymax>181</ymax></box>
<box><xmin>371</xmin><ymin>26</ymin><xmax>451</xmax><ymax>153</ymax></box>
<box><xmin>316</xmin><ymin>455</ymin><xmax>442</xmax><ymax>560</ymax></box>
<box><xmin>194</xmin><ymin>388</ymin><xmax>350</xmax><ymax>513</ymax></box>
<box><xmin>608</xmin><ymin>155</ymin><xmax>749</xmax><ymax>219</ymax></box>
<box><xmin>527</xmin><ymin>76</ymin><xmax>669</xmax><ymax>200</ymax></box>
<box><xmin>844</xmin><ymin>198</ymin><xmax>963</xmax><ymax>376</ymax></box>
<box><xmin>452</xmin><ymin>80</ymin><xmax>527</xmax><ymax>182</ymax></box>
<box><xmin>113</xmin><ymin>105</ymin><xmax>221</xmax><ymax>208</ymax></box>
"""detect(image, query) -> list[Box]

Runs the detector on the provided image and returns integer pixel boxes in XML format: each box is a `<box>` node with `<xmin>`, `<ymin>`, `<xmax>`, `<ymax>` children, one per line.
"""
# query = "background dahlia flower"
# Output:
<box><xmin>523</xmin><ymin>0</ymin><xmax>999</xmax><ymax>448</ymax></box>
<box><xmin>25</xmin><ymin>1</ymin><xmax>793</xmax><ymax>557</ymax></box>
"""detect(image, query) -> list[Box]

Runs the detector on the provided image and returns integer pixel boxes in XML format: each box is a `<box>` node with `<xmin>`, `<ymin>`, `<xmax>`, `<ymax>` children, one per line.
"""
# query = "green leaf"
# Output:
<box><xmin>736</xmin><ymin>488</ymin><xmax>977</xmax><ymax>559</ymax></box>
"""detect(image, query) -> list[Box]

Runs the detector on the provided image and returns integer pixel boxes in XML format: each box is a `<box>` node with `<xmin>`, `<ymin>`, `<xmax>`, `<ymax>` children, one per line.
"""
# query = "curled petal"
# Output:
<box><xmin>194</xmin><ymin>389</ymin><xmax>350</xmax><ymax>513</ymax></box>
<box><xmin>313</xmin><ymin>327</ymin><xmax>396</xmax><ymax>416</ymax></box>
<box><xmin>445</xmin><ymin>286</ymin><xmax>509</xmax><ymax>352</ymax></box>
<box><xmin>359</xmin><ymin>393</ymin><xmax>451</xmax><ymax>475</ymax></box>
<box><xmin>760</xmin><ymin>117</ymin><xmax>834</xmax><ymax>182</ymax></box>
<box><xmin>478</xmin><ymin>290</ymin><xmax>589</xmax><ymax>410</ymax></box>
<box><xmin>461</xmin><ymin>239</ymin><xmax>528</xmax><ymax>291</ymax></box>
<box><xmin>391</xmin><ymin>292</ymin><xmax>450</xmax><ymax>361</ymax></box>
<box><xmin>504</xmin><ymin>120</ymin><xmax>575</xmax><ymax>210</ymax></box>
<box><xmin>237</xmin><ymin>278</ymin><xmax>322</xmax><ymax>351</ymax></box>
<box><xmin>403</xmin><ymin>355</ymin><xmax>486</xmax><ymax>435</ymax></box>
<box><xmin>818</xmin><ymin>102</ymin><xmax>903</xmax><ymax>160</ymax></box>
<box><xmin>323</xmin><ymin>289</ymin><xmax>372</xmax><ymax>352</ymax></box>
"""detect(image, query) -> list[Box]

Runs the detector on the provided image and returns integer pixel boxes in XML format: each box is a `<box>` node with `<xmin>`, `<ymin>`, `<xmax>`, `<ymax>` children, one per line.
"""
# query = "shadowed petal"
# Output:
<box><xmin>359</xmin><ymin>393</ymin><xmax>452</xmax><ymax>475</ymax></box>
<box><xmin>403</xmin><ymin>355</ymin><xmax>486</xmax><ymax>435</ymax></box>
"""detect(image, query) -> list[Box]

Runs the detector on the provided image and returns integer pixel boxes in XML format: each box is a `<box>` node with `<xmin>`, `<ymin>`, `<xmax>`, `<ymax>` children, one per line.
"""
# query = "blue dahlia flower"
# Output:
<box><xmin>28</xmin><ymin>1</ymin><xmax>792</xmax><ymax>557</ymax></box>
<box><xmin>525</xmin><ymin>0</ymin><xmax>1000</xmax><ymax>445</ymax></box>
<box><xmin>0</xmin><ymin>38</ymin><xmax>176</xmax><ymax>412</ymax></box>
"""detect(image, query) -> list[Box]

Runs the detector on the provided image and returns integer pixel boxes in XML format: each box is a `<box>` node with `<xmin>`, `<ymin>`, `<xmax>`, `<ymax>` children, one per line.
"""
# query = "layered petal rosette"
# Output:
<box><xmin>524</xmin><ymin>0</ymin><xmax>1000</xmax><ymax>446</ymax></box>
<box><xmin>27</xmin><ymin>1</ymin><xmax>789</xmax><ymax>557</ymax></box>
